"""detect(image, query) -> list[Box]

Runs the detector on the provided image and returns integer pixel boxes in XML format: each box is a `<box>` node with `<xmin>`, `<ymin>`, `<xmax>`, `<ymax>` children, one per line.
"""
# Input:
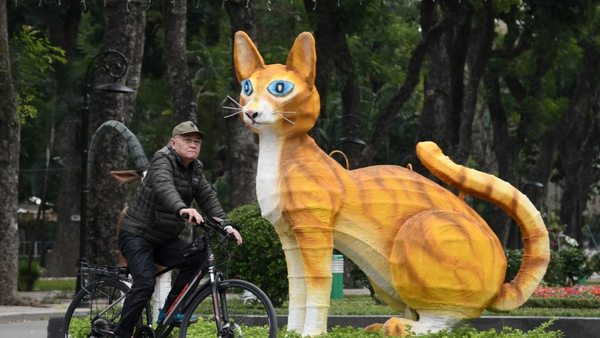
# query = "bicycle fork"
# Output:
<box><xmin>207</xmin><ymin>252</ymin><xmax>232</xmax><ymax>338</ymax></box>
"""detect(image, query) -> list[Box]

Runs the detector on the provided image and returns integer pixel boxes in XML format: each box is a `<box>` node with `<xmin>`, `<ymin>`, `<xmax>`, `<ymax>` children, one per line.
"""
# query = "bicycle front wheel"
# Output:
<box><xmin>62</xmin><ymin>278</ymin><xmax>130</xmax><ymax>338</ymax></box>
<box><xmin>179</xmin><ymin>279</ymin><xmax>277</xmax><ymax>338</ymax></box>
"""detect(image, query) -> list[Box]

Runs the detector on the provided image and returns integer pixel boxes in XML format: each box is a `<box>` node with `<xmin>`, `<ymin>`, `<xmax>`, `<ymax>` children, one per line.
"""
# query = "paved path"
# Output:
<box><xmin>0</xmin><ymin>291</ymin><xmax>71</xmax><ymax>324</ymax></box>
<box><xmin>0</xmin><ymin>319</ymin><xmax>48</xmax><ymax>337</ymax></box>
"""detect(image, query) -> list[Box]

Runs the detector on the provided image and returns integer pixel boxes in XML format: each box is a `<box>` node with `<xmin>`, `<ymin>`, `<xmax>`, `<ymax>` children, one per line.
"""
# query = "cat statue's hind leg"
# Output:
<box><xmin>377</xmin><ymin>210</ymin><xmax>505</xmax><ymax>336</ymax></box>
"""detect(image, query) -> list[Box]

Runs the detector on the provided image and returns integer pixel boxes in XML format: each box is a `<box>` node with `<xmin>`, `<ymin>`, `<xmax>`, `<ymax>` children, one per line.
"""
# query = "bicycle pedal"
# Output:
<box><xmin>92</xmin><ymin>318</ymin><xmax>117</xmax><ymax>337</ymax></box>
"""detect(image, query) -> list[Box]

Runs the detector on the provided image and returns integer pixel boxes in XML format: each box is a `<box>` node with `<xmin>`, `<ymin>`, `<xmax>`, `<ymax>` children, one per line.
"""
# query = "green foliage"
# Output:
<box><xmin>9</xmin><ymin>25</ymin><xmax>66</xmax><ymax>122</ymax></box>
<box><xmin>179</xmin><ymin>320</ymin><xmax>563</xmax><ymax>338</ymax></box>
<box><xmin>505</xmin><ymin>249</ymin><xmax>523</xmax><ymax>282</ymax></box>
<box><xmin>279</xmin><ymin>321</ymin><xmax>562</xmax><ymax>338</ymax></box>
<box><xmin>18</xmin><ymin>258</ymin><xmax>41</xmax><ymax>291</ymax></box>
<box><xmin>507</xmin><ymin>247</ymin><xmax>592</xmax><ymax>286</ymax></box>
<box><xmin>543</xmin><ymin>250</ymin><xmax>567</xmax><ymax>286</ymax></box>
<box><xmin>178</xmin><ymin>318</ymin><xmax>272</xmax><ymax>338</ymax></box>
<box><xmin>525</xmin><ymin>297</ymin><xmax>600</xmax><ymax>309</ymax></box>
<box><xmin>559</xmin><ymin>246</ymin><xmax>593</xmax><ymax>285</ymax></box>
<box><xmin>491</xmin><ymin>307</ymin><xmax>600</xmax><ymax>317</ymax></box>
<box><xmin>67</xmin><ymin>316</ymin><xmax>92</xmax><ymax>338</ymax></box>
<box><xmin>415</xmin><ymin>320</ymin><xmax>562</xmax><ymax>338</ymax></box>
<box><xmin>589</xmin><ymin>253</ymin><xmax>600</xmax><ymax>274</ymax></box>
<box><xmin>220</xmin><ymin>204</ymin><xmax>288</xmax><ymax>307</ymax></box>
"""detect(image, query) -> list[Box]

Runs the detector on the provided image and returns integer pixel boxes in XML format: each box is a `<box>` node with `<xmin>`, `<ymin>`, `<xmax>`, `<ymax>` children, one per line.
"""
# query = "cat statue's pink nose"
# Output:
<box><xmin>245</xmin><ymin>110</ymin><xmax>258</xmax><ymax>119</ymax></box>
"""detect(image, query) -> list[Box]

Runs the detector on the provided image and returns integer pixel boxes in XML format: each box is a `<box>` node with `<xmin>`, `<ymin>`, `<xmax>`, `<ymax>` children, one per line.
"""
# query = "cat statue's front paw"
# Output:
<box><xmin>365</xmin><ymin>317</ymin><xmax>414</xmax><ymax>337</ymax></box>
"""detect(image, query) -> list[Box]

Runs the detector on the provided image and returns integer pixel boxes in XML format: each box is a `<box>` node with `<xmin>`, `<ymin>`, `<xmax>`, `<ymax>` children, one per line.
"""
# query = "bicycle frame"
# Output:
<box><xmin>153</xmin><ymin>222</ymin><xmax>230</xmax><ymax>337</ymax></box>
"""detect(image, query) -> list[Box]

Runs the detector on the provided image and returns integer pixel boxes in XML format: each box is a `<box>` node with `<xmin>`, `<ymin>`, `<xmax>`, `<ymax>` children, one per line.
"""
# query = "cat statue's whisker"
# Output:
<box><xmin>223</xmin><ymin>110</ymin><xmax>241</xmax><ymax>119</ymax></box>
<box><xmin>222</xmin><ymin>106</ymin><xmax>240</xmax><ymax>111</ymax></box>
<box><xmin>275</xmin><ymin>112</ymin><xmax>296</xmax><ymax>125</ymax></box>
<box><xmin>271</xmin><ymin>99</ymin><xmax>294</xmax><ymax>113</ymax></box>
<box><xmin>276</xmin><ymin>111</ymin><xmax>296</xmax><ymax>114</ymax></box>
<box><xmin>226</xmin><ymin>95</ymin><xmax>243</xmax><ymax>107</ymax></box>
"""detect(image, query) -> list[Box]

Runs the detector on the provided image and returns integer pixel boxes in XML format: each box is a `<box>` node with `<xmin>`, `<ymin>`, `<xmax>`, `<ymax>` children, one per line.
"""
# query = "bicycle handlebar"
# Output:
<box><xmin>180</xmin><ymin>213</ymin><xmax>231</xmax><ymax>238</ymax></box>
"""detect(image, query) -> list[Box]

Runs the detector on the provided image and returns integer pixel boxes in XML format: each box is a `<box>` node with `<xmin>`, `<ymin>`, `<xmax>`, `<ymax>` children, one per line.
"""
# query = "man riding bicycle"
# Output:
<box><xmin>113</xmin><ymin>121</ymin><xmax>242</xmax><ymax>338</ymax></box>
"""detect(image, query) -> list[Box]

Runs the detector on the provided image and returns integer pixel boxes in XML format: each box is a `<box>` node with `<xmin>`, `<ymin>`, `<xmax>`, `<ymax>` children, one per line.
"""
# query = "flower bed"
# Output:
<box><xmin>533</xmin><ymin>285</ymin><xmax>600</xmax><ymax>299</ymax></box>
<box><xmin>524</xmin><ymin>285</ymin><xmax>600</xmax><ymax>309</ymax></box>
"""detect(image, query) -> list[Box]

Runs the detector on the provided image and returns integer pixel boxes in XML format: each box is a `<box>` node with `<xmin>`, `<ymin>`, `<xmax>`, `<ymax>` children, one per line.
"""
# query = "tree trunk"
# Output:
<box><xmin>223</xmin><ymin>0</ymin><xmax>258</xmax><ymax>208</ymax></box>
<box><xmin>483</xmin><ymin>70</ymin><xmax>515</xmax><ymax>245</ymax></box>
<box><xmin>456</xmin><ymin>2</ymin><xmax>494</xmax><ymax>163</ymax></box>
<box><xmin>43</xmin><ymin>0</ymin><xmax>83</xmax><ymax>277</ymax></box>
<box><xmin>303</xmin><ymin>0</ymin><xmax>363</xmax><ymax>167</ymax></box>
<box><xmin>0</xmin><ymin>0</ymin><xmax>20</xmax><ymax>305</ymax></box>
<box><xmin>87</xmin><ymin>0</ymin><xmax>146</xmax><ymax>265</ymax></box>
<box><xmin>164</xmin><ymin>0</ymin><xmax>197</xmax><ymax>123</ymax></box>
<box><xmin>303</xmin><ymin>0</ymin><xmax>332</xmax><ymax>145</ymax></box>
<box><xmin>558</xmin><ymin>42</ymin><xmax>600</xmax><ymax>243</ymax></box>
<box><xmin>418</xmin><ymin>1</ymin><xmax>473</xmax><ymax>160</ymax></box>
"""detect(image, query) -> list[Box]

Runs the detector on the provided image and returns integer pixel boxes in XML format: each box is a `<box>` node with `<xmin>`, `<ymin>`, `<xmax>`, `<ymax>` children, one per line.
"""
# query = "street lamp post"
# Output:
<box><xmin>78</xmin><ymin>50</ymin><xmax>134</xmax><ymax>288</ymax></box>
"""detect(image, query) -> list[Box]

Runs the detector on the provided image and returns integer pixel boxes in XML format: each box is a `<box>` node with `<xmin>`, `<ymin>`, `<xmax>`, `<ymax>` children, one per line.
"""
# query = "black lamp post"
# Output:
<box><xmin>78</xmin><ymin>50</ymin><xmax>134</xmax><ymax>284</ymax></box>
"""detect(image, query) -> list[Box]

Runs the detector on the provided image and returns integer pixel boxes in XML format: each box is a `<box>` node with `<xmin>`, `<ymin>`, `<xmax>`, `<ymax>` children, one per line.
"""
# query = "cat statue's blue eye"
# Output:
<box><xmin>241</xmin><ymin>79</ymin><xmax>253</xmax><ymax>96</ymax></box>
<box><xmin>267</xmin><ymin>80</ymin><xmax>294</xmax><ymax>97</ymax></box>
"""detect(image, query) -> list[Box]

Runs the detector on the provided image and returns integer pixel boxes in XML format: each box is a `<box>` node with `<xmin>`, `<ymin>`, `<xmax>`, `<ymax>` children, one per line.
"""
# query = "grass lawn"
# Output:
<box><xmin>34</xmin><ymin>277</ymin><xmax>76</xmax><ymax>291</ymax></box>
<box><xmin>323</xmin><ymin>294</ymin><xmax>600</xmax><ymax>318</ymax></box>
<box><xmin>34</xmin><ymin>278</ymin><xmax>600</xmax><ymax>318</ymax></box>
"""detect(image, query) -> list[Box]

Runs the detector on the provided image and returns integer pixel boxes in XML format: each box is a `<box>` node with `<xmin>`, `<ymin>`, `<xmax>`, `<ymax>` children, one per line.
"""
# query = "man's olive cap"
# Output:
<box><xmin>172</xmin><ymin>121</ymin><xmax>206</xmax><ymax>138</ymax></box>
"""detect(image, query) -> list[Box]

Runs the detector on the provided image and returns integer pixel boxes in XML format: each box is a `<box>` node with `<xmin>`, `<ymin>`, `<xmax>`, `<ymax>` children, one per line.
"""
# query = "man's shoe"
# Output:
<box><xmin>157</xmin><ymin>308</ymin><xmax>198</xmax><ymax>326</ymax></box>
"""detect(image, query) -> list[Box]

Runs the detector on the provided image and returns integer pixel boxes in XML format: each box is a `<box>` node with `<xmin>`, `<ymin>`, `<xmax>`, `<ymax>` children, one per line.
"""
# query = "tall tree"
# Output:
<box><xmin>558</xmin><ymin>39</ymin><xmax>600</xmax><ymax>243</ymax></box>
<box><xmin>44</xmin><ymin>0</ymin><xmax>83</xmax><ymax>277</ymax></box>
<box><xmin>0</xmin><ymin>0</ymin><xmax>20</xmax><ymax>305</ymax></box>
<box><xmin>303</xmin><ymin>0</ymin><xmax>362</xmax><ymax>168</ymax></box>
<box><xmin>484</xmin><ymin>0</ymin><xmax>599</xmax><ymax>247</ymax></box>
<box><xmin>164</xmin><ymin>0</ymin><xmax>197</xmax><ymax>123</ymax></box>
<box><xmin>361</xmin><ymin>0</ymin><xmax>445</xmax><ymax>167</ymax></box>
<box><xmin>223</xmin><ymin>0</ymin><xmax>258</xmax><ymax>207</ymax></box>
<box><xmin>87</xmin><ymin>0</ymin><xmax>146</xmax><ymax>264</ymax></box>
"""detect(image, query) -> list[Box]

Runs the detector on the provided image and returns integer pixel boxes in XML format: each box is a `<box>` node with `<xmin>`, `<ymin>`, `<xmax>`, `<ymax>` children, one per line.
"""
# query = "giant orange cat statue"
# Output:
<box><xmin>232</xmin><ymin>31</ymin><xmax>550</xmax><ymax>337</ymax></box>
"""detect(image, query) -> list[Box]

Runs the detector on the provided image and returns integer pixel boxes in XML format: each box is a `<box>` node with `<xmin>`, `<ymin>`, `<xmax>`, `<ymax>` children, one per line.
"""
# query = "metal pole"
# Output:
<box><xmin>76</xmin><ymin>50</ymin><xmax>133</xmax><ymax>293</ymax></box>
<box><xmin>79</xmin><ymin>89</ymin><xmax>90</xmax><ymax>264</ymax></box>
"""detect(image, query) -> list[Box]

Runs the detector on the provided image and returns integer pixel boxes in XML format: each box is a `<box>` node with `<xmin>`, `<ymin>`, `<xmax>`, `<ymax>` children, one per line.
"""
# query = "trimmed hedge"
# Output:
<box><xmin>219</xmin><ymin>204</ymin><xmax>288</xmax><ymax>307</ymax></box>
<box><xmin>524</xmin><ymin>297</ymin><xmax>600</xmax><ymax>309</ymax></box>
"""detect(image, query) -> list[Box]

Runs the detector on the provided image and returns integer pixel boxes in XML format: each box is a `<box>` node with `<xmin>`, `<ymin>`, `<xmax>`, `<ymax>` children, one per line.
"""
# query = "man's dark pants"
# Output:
<box><xmin>115</xmin><ymin>231</ymin><xmax>206</xmax><ymax>337</ymax></box>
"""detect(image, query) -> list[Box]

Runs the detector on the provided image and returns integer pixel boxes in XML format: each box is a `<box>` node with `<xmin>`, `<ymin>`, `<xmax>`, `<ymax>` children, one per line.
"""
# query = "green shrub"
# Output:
<box><xmin>418</xmin><ymin>320</ymin><xmax>562</xmax><ymax>337</ymax></box>
<box><xmin>544</xmin><ymin>250</ymin><xmax>567</xmax><ymax>286</ymax></box>
<box><xmin>182</xmin><ymin>321</ymin><xmax>563</xmax><ymax>337</ymax></box>
<box><xmin>524</xmin><ymin>297</ymin><xmax>600</xmax><ymax>308</ymax></box>
<box><xmin>505</xmin><ymin>248</ymin><xmax>592</xmax><ymax>286</ymax></box>
<box><xmin>505</xmin><ymin>249</ymin><xmax>523</xmax><ymax>282</ymax></box>
<box><xmin>560</xmin><ymin>246</ymin><xmax>592</xmax><ymax>285</ymax></box>
<box><xmin>18</xmin><ymin>258</ymin><xmax>41</xmax><ymax>291</ymax></box>
<box><xmin>590</xmin><ymin>253</ymin><xmax>600</xmax><ymax>274</ymax></box>
<box><xmin>219</xmin><ymin>203</ymin><xmax>288</xmax><ymax>307</ymax></box>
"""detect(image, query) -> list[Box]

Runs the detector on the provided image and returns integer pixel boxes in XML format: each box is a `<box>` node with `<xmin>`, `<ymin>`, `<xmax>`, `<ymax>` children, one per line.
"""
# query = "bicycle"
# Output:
<box><xmin>62</xmin><ymin>216</ymin><xmax>278</xmax><ymax>338</ymax></box>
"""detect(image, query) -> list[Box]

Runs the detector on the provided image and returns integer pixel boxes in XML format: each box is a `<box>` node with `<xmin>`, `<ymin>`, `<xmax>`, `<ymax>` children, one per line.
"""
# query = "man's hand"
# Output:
<box><xmin>225</xmin><ymin>226</ymin><xmax>243</xmax><ymax>245</ymax></box>
<box><xmin>179</xmin><ymin>208</ymin><xmax>204</xmax><ymax>224</ymax></box>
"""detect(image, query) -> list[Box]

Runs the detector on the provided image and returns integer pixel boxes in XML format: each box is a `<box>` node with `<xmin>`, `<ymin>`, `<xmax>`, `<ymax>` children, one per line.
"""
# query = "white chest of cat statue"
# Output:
<box><xmin>232</xmin><ymin>31</ymin><xmax>550</xmax><ymax>337</ymax></box>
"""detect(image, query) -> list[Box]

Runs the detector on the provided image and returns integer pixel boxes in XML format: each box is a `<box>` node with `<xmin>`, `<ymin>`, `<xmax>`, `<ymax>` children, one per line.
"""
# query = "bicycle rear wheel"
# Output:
<box><xmin>62</xmin><ymin>278</ymin><xmax>130</xmax><ymax>338</ymax></box>
<box><xmin>178</xmin><ymin>279</ymin><xmax>277</xmax><ymax>338</ymax></box>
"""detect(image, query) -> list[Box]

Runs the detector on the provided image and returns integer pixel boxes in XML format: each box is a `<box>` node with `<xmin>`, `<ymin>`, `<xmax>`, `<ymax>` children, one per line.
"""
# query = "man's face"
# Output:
<box><xmin>171</xmin><ymin>134</ymin><xmax>202</xmax><ymax>162</ymax></box>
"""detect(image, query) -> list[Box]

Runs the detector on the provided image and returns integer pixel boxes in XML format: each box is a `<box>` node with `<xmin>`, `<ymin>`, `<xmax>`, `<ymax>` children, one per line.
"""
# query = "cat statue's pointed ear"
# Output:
<box><xmin>233</xmin><ymin>31</ymin><xmax>265</xmax><ymax>82</ymax></box>
<box><xmin>286</xmin><ymin>32</ymin><xmax>316</xmax><ymax>88</ymax></box>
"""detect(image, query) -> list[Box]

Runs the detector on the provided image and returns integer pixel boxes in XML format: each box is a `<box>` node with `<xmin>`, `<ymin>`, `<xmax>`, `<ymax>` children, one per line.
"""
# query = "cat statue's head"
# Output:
<box><xmin>233</xmin><ymin>31</ymin><xmax>320</xmax><ymax>137</ymax></box>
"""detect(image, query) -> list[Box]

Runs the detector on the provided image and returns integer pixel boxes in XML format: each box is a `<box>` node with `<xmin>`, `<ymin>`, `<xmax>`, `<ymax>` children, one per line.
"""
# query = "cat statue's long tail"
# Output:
<box><xmin>416</xmin><ymin>141</ymin><xmax>550</xmax><ymax>311</ymax></box>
